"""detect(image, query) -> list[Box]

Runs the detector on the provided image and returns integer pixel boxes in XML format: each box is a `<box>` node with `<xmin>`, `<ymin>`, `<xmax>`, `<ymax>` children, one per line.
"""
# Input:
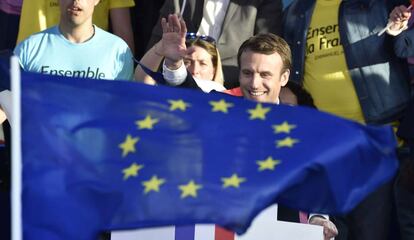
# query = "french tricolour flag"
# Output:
<box><xmin>112</xmin><ymin>224</ymin><xmax>235</xmax><ymax>240</ymax></box>
<box><xmin>111</xmin><ymin>205</ymin><xmax>324</xmax><ymax>240</ymax></box>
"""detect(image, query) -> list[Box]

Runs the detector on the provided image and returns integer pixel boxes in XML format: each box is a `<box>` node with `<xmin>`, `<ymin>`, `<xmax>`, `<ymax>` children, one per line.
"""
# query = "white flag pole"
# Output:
<box><xmin>180</xmin><ymin>0</ymin><xmax>187</xmax><ymax>17</ymax></box>
<box><xmin>173</xmin><ymin>0</ymin><xmax>187</xmax><ymax>16</ymax></box>
<box><xmin>11</xmin><ymin>55</ymin><xmax>22</xmax><ymax>240</ymax></box>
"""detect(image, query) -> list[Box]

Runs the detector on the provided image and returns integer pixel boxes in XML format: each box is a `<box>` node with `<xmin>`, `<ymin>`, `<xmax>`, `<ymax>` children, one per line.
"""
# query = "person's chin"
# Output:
<box><xmin>246</xmin><ymin>94</ymin><xmax>266</xmax><ymax>103</ymax></box>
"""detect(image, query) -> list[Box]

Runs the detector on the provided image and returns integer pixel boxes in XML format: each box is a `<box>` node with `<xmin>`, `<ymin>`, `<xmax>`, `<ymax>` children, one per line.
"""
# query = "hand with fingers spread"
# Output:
<box><xmin>160</xmin><ymin>14</ymin><xmax>188</xmax><ymax>70</ymax></box>
<box><xmin>389</xmin><ymin>5</ymin><xmax>412</xmax><ymax>31</ymax></box>
<box><xmin>309</xmin><ymin>215</ymin><xmax>338</xmax><ymax>240</ymax></box>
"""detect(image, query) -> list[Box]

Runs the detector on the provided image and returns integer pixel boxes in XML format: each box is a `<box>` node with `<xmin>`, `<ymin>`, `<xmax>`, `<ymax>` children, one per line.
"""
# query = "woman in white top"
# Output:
<box><xmin>134</xmin><ymin>14</ymin><xmax>225</xmax><ymax>92</ymax></box>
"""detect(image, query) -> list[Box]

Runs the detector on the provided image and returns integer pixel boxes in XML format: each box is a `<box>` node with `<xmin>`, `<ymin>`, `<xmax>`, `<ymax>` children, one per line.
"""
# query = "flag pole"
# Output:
<box><xmin>180</xmin><ymin>0</ymin><xmax>187</xmax><ymax>17</ymax></box>
<box><xmin>11</xmin><ymin>55</ymin><xmax>22</xmax><ymax>240</ymax></box>
<box><xmin>173</xmin><ymin>0</ymin><xmax>187</xmax><ymax>17</ymax></box>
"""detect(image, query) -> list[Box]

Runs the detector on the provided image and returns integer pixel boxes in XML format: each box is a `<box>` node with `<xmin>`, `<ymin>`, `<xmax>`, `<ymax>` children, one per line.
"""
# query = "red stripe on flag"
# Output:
<box><xmin>214</xmin><ymin>226</ymin><xmax>234</xmax><ymax>240</ymax></box>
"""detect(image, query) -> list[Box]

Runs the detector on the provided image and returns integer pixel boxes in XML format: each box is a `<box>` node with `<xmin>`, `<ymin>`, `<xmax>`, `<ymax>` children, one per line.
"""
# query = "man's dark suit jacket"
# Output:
<box><xmin>146</xmin><ymin>0</ymin><xmax>282</xmax><ymax>89</ymax></box>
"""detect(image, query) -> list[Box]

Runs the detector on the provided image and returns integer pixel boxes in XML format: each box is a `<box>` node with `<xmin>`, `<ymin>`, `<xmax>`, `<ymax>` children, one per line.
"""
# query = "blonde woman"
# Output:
<box><xmin>134</xmin><ymin>14</ymin><xmax>225</xmax><ymax>92</ymax></box>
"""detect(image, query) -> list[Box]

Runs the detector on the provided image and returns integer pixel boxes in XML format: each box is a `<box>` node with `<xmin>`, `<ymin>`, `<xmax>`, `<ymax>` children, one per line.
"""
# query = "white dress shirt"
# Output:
<box><xmin>197</xmin><ymin>0</ymin><xmax>230</xmax><ymax>41</ymax></box>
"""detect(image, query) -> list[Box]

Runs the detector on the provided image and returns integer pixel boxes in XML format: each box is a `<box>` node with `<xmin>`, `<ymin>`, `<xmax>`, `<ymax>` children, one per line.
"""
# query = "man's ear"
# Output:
<box><xmin>280</xmin><ymin>69</ymin><xmax>290</xmax><ymax>87</ymax></box>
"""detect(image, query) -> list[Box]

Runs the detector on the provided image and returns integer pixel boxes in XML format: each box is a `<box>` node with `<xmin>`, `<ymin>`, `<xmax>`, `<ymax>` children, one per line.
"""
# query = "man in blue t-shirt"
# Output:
<box><xmin>14</xmin><ymin>0</ymin><xmax>133</xmax><ymax>81</ymax></box>
<box><xmin>10</xmin><ymin>2</ymin><xmax>133</xmax><ymax>239</ymax></box>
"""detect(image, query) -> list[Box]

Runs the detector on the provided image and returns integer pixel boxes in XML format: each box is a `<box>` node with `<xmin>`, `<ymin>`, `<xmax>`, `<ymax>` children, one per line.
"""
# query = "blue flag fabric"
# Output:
<box><xmin>21</xmin><ymin>72</ymin><xmax>398</xmax><ymax>240</ymax></box>
<box><xmin>0</xmin><ymin>50</ymin><xmax>12</xmax><ymax>92</ymax></box>
<box><xmin>133</xmin><ymin>57</ymin><xmax>166</xmax><ymax>85</ymax></box>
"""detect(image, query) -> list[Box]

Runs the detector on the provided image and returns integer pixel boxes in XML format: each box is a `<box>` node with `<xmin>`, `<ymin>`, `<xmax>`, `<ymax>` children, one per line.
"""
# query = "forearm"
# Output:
<box><xmin>393</xmin><ymin>29</ymin><xmax>414</xmax><ymax>57</ymax></box>
<box><xmin>134</xmin><ymin>42</ymin><xmax>164</xmax><ymax>85</ymax></box>
<box><xmin>110</xmin><ymin>8</ymin><xmax>135</xmax><ymax>54</ymax></box>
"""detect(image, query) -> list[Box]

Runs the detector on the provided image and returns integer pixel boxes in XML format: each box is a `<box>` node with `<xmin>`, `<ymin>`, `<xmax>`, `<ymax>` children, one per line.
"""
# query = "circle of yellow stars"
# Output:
<box><xmin>117</xmin><ymin>98</ymin><xmax>301</xmax><ymax>199</ymax></box>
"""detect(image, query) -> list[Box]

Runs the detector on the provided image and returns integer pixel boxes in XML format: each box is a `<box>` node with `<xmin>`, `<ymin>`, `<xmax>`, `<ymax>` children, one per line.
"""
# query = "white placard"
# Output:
<box><xmin>236</xmin><ymin>205</ymin><xmax>323</xmax><ymax>240</ymax></box>
<box><xmin>112</xmin><ymin>204</ymin><xmax>323</xmax><ymax>240</ymax></box>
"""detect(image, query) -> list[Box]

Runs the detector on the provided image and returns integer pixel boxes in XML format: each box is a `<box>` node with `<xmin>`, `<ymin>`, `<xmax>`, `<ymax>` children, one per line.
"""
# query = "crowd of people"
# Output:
<box><xmin>0</xmin><ymin>0</ymin><xmax>413</xmax><ymax>239</ymax></box>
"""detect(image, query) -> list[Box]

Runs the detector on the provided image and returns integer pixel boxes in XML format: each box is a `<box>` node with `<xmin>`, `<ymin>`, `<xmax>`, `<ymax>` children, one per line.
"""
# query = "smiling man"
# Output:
<box><xmin>14</xmin><ymin>0</ymin><xmax>133</xmax><ymax>81</ymax></box>
<box><xmin>149</xmin><ymin>15</ymin><xmax>338</xmax><ymax>239</ymax></box>
<box><xmin>159</xmin><ymin>15</ymin><xmax>291</xmax><ymax>103</ymax></box>
<box><xmin>236</xmin><ymin>33</ymin><xmax>290</xmax><ymax>104</ymax></box>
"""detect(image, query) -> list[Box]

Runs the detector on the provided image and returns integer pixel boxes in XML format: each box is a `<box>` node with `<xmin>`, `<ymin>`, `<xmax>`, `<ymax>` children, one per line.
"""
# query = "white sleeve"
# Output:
<box><xmin>194</xmin><ymin>78</ymin><xmax>226</xmax><ymax>93</ymax></box>
<box><xmin>308</xmin><ymin>213</ymin><xmax>329</xmax><ymax>222</ymax></box>
<box><xmin>386</xmin><ymin>22</ymin><xmax>408</xmax><ymax>36</ymax></box>
<box><xmin>162</xmin><ymin>60</ymin><xmax>188</xmax><ymax>86</ymax></box>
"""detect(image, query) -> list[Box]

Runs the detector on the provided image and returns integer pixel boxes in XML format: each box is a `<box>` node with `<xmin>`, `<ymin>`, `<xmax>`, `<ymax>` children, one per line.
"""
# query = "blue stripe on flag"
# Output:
<box><xmin>175</xmin><ymin>225</ymin><xmax>195</xmax><ymax>240</ymax></box>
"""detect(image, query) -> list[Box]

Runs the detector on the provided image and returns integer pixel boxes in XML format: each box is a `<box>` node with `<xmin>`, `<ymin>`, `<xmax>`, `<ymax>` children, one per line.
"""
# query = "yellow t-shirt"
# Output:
<box><xmin>304</xmin><ymin>0</ymin><xmax>365</xmax><ymax>122</ymax></box>
<box><xmin>17</xmin><ymin>0</ymin><xmax>135</xmax><ymax>43</ymax></box>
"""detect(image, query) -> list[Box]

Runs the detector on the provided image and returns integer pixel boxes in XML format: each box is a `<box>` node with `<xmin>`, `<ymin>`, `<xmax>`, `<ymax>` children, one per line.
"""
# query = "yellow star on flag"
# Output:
<box><xmin>178</xmin><ymin>180</ymin><xmax>202</xmax><ymax>198</ymax></box>
<box><xmin>257</xmin><ymin>156</ymin><xmax>281</xmax><ymax>171</ymax></box>
<box><xmin>168</xmin><ymin>99</ymin><xmax>191</xmax><ymax>111</ymax></box>
<box><xmin>136</xmin><ymin>115</ymin><xmax>159</xmax><ymax>130</ymax></box>
<box><xmin>221</xmin><ymin>174</ymin><xmax>246</xmax><ymax>188</ymax></box>
<box><xmin>276</xmin><ymin>137</ymin><xmax>299</xmax><ymax>148</ymax></box>
<box><xmin>248</xmin><ymin>103</ymin><xmax>271</xmax><ymax>120</ymax></box>
<box><xmin>272</xmin><ymin>121</ymin><xmax>296</xmax><ymax>134</ymax></box>
<box><xmin>122</xmin><ymin>163</ymin><xmax>144</xmax><ymax>180</ymax></box>
<box><xmin>209</xmin><ymin>99</ymin><xmax>234</xmax><ymax>113</ymax></box>
<box><xmin>142</xmin><ymin>175</ymin><xmax>166</xmax><ymax>194</ymax></box>
<box><xmin>119</xmin><ymin>134</ymin><xmax>140</xmax><ymax>157</ymax></box>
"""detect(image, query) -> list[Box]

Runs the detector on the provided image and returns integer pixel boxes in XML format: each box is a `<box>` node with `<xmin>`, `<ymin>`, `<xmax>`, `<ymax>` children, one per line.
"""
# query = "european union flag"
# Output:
<box><xmin>21</xmin><ymin>72</ymin><xmax>398</xmax><ymax>240</ymax></box>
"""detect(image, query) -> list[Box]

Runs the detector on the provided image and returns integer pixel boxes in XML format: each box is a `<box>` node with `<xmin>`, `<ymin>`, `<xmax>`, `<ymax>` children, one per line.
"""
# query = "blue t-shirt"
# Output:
<box><xmin>14</xmin><ymin>25</ymin><xmax>133</xmax><ymax>81</ymax></box>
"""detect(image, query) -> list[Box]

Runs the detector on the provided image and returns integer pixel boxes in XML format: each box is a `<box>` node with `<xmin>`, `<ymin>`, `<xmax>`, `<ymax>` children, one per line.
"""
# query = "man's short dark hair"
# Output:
<box><xmin>237</xmin><ymin>33</ymin><xmax>292</xmax><ymax>72</ymax></box>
